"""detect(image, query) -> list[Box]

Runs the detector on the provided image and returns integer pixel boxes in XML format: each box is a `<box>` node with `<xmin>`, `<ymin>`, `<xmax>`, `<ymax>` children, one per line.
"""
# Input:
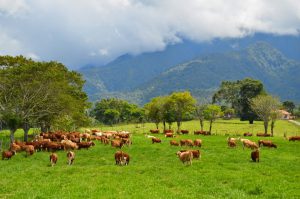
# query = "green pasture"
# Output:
<box><xmin>0</xmin><ymin>119</ymin><xmax>299</xmax><ymax>198</ymax></box>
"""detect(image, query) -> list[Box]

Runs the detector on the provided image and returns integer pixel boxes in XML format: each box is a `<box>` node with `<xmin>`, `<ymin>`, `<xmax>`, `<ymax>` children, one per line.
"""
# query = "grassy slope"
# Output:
<box><xmin>0</xmin><ymin>119</ymin><xmax>300</xmax><ymax>199</ymax></box>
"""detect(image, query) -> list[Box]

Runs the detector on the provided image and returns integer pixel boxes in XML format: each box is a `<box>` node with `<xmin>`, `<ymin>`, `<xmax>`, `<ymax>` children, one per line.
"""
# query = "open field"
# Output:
<box><xmin>0</xmin><ymin>119</ymin><xmax>300</xmax><ymax>198</ymax></box>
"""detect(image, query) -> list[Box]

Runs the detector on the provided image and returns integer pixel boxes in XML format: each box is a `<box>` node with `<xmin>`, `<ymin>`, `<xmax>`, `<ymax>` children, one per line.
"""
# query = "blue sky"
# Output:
<box><xmin>0</xmin><ymin>0</ymin><xmax>299</xmax><ymax>69</ymax></box>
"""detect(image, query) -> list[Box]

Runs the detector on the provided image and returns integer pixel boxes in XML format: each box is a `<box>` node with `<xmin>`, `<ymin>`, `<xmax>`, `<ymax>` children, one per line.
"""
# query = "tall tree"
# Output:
<box><xmin>282</xmin><ymin>101</ymin><xmax>296</xmax><ymax>114</ymax></box>
<box><xmin>213</xmin><ymin>78</ymin><xmax>264</xmax><ymax>124</ymax></box>
<box><xmin>169</xmin><ymin>91</ymin><xmax>196</xmax><ymax>132</ymax></box>
<box><xmin>203</xmin><ymin>105</ymin><xmax>222</xmax><ymax>134</ymax></box>
<box><xmin>144</xmin><ymin>96</ymin><xmax>164</xmax><ymax>129</ymax></box>
<box><xmin>251</xmin><ymin>95</ymin><xmax>281</xmax><ymax>135</ymax></box>
<box><xmin>0</xmin><ymin>55</ymin><xmax>90</xmax><ymax>141</ymax></box>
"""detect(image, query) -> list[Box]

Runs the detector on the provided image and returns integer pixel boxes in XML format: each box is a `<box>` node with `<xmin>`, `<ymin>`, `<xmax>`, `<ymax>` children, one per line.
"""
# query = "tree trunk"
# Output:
<box><xmin>155</xmin><ymin>123</ymin><xmax>159</xmax><ymax>130</ymax></box>
<box><xmin>23</xmin><ymin>122</ymin><xmax>30</xmax><ymax>142</ymax></box>
<box><xmin>209</xmin><ymin>120</ymin><xmax>213</xmax><ymax>133</ymax></box>
<box><xmin>249</xmin><ymin>120</ymin><xmax>254</xmax><ymax>124</ymax></box>
<box><xmin>10</xmin><ymin>129</ymin><xmax>16</xmax><ymax>143</ymax></box>
<box><xmin>163</xmin><ymin>121</ymin><xmax>166</xmax><ymax>132</ymax></box>
<box><xmin>177</xmin><ymin>120</ymin><xmax>181</xmax><ymax>133</ymax></box>
<box><xmin>271</xmin><ymin>121</ymin><xmax>275</xmax><ymax>136</ymax></box>
<box><xmin>263</xmin><ymin>120</ymin><xmax>268</xmax><ymax>134</ymax></box>
<box><xmin>200</xmin><ymin>119</ymin><xmax>204</xmax><ymax>131</ymax></box>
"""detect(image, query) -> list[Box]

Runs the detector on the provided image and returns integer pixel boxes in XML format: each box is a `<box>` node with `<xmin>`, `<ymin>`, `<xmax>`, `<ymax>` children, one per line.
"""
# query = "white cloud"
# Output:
<box><xmin>0</xmin><ymin>0</ymin><xmax>299</xmax><ymax>68</ymax></box>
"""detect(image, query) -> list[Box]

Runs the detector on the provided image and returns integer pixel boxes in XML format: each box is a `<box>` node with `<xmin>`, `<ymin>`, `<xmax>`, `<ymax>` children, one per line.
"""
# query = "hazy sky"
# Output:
<box><xmin>0</xmin><ymin>0</ymin><xmax>299</xmax><ymax>69</ymax></box>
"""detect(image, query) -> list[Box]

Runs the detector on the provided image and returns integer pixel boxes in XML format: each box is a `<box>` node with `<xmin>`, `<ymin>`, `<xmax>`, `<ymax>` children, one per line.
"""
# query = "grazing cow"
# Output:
<box><xmin>67</xmin><ymin>151</ymin><xmax>75</xmax><ymax>165</ymax></box>
<box><xmin>50</xmin><ymin>153</ymin><xmax>58</xmax><ymax>167</ymax></box>
<box><xmin>10</xmin><ymin>143</ymin><xmax>22</xmax><ymax>153</ymax></box>
<box><xmin>185</xmin><ymin>139</ymin><xmax>194</xmax><ymax>147</ymax></box>
<box><xmin>152</xmin><ymin>137</ymin><xmax>161</xmax><ymax>144</ymax></box>
<box><xmin>194</xmin><ymin>130</ymin><xmax>210</xmax><ymax>135</ymax></box>
<box><xmin>180</xmin><ymin>140</ymin><xmax>187</xmax><ymax>146</ymax></box>
<box><xmin>61</xmin><ymin>140</ymin><xmax>78</xmax><ymax>150</ymax></box>
<box><xmin>256</xmin><ymin>133</ymin><xmax>271</xmax><ymax>137</ymax></box>
<box><xmin>258</xmin><ymin>140</ymin><xmax>277</xmax><ymax>148</ymax></box>
<box><xmin>180</xmin><ymin>150</ymin><xmax>201</xmax><ymax>159</ymax></box>
<box><xmin>77</xmin><ymin>141</ymin><xmax>95</xmax><ymax>150</ymax></box>
<box><xmin>170</xmin><ymin>140</ymin><xmax>179</xmax><ymax>146</ymax></box>
<box><xmin>114</xmin><ymin>151</ymin><xmax>130</xmax><ymax>166</ymax></box>
<box><xmin>251</xmin><ymin>149</ymin><xmax>260</xmax><ymax>162</ymax></box>
<box><xmin>288</xmin><ymin>136</ymin><xmax>300</xmax><ymax>141</ymax></box>
<box><xmin>165</xmin><ymin>133</ymin><xmax>175</xmax><ymax>138</ymax></box>
<box><xmin>176</xmin><ymin>151</ymin><xmax>193</xmax><ymax>165</ymax></box>
<box><xmin>122</xmin><ymin>138</ymin><xmax>132</xmax><ymax>147</ymax></box>
<box><xmin>227</xmin><ymin>140</ymin><xmax>237</xmax><ymax>148</ymax></box>
<box><xmin>111</xmin><ymin>140</ymin><xmax>124</xmax><ymax>148</ymax></box>
<box><xmin>22</xmin><ymin>145</ymin><xmax>35</xmax><ymax>157</ymax></box>
<box><xmin>180</xmin><ymin>130</ymin><xmax>189</xmax><ymax>134</ymax></box>
<box><xmin>242</xmin><ymin>140</ymin><xmax>259</xmax><ymax>150</ymax></box>
<box><xmin>243</xmin><ymin>132</ymin><xmax>253</xmax><ymax>137</ymax></box>
<box><xmin>193</xmin><ymin>139</ymin><xmax>202</xmax><ymax>147</ymax></box>
<box><xmin>2</xmin><ymin>151</ymin><xmax>15</xmax><ymax>160</ymax></box>
<box><xmin>150</xmin><ymin>129</ymin><xmax>160</xmax><ymax>134</ymax></box>
<box><xmin>164</xmin><ymin>129</ymin><xmax>174</xmax><ymax>134</ymax></box>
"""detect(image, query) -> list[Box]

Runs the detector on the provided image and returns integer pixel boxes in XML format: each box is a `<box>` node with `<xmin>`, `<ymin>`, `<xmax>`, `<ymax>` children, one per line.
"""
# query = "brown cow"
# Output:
<box><xmin>258</xmin><ymin>140</ymin><xmax>277</xmax><ymax>148</ymax></box>
<box><xmin>111</xmin><ymin>140</ymin><xmax>124</xmax><ymax>148</ymax></box>
<box><xmin>50</xmin><ymin>153</ymin><xmax>58</xmax><ymax>167</ymax></box>
<box><xmin>180</xmin><ymin>130</ymin><xmax>189</xmax><ymax>134</ymax></box>
<box><xmin>67</xmin><ymin>151</ymin><xmax>75</xmax><ymax>165</ymax></box>
<box><xmin>2</xmin><ymin>151</ymin><xmax>15</xmax><ymax>160</ymax></box>
<box><xmin>251</xmin><ymin>149</ymin><xmax>259</xmax><ymax>162</ymax></box>
<box><xmin>165</xmin><ymin>133</ymin><xmax>175</xmax><ymax>138</ymax></box>
<box><xmin>150</xmin><ymin>129</ymin><xmax>159</xmax><ymax>134</ymax></box>
<box><xmin>288</xmin><ymin>136</ymin><xmax>300</xmax><ymax>141</ymax></box>
<box><xmin>243</xmin><ymin>132</ymin><xmax>253</xmax><ymax>137</ymax></box>
<box><xmin>180</xmin><ymin>150</ymin><xmax>201</xmax><ymax>159</ymax></box>
<box><xmin>176</xmin><ymin>151</ymin><xmax>193</xmax><ymax>165</ymax></box>
<box><xmin>77</xmin><ymin>141</ymin><xmax>95</xmax><ymax>150</ymax></box>
<box><xmin>256</xmin><ymin>133</ymin><xmax>271</xmax><ymax>137</ymax></box>
<box><xmin>170</xmin><ymin>140</ymin><xmax>179</xmax><ymax>146</ymax></box>
<box><xmin>193</xmin><ymin>139</ymin><xmax>202</xmax><ymax>147</ymax></box>
<box><xmin>114</xmin><ymin>151</ymin><xmax>130</xmax><ymax>166</ymax></box>
<box><xmin>152</xmin><ymin>137</ymin><xmax>161</xmax><ymax>144</ymax></box>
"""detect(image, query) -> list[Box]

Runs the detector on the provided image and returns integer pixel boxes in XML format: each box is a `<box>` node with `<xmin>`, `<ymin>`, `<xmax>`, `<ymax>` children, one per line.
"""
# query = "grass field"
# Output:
<box><xmin>0</xmin><ymin>119</ymin><xmax>300</xmax><ymax>198</ymax></box>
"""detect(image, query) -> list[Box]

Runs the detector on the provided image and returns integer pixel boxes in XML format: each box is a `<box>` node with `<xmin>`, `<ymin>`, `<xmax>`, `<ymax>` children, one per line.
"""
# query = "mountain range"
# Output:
<box><xmin>78</xmin><ymin>33</ymin><xmax>300</xmax><ymax>105</ymax></box>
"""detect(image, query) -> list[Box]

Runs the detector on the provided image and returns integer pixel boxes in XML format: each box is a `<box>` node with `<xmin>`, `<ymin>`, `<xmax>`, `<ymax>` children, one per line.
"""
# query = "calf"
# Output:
<box><xmin>152</xmin><ymin>137</ymin><xmax>161</xmax><ymax>144</ymax></box>
<box><xmin>228</xmin><ymin>140</ymin><xmax>237</xmax><ymax>148</ymax></box>
<box><xmin>185</xmin><ymin>139</ymin><xmax>194</xmax><ymax>147</ymax></box>
<box><xmin>114</xmin><ymin>151</ymin><xmax>130</xmax><ymax>166</ymax></box>
<box><xmin>2</xmin><ymin>150</ymin><xmax>15</xmax><ymax>160</ymax></box>
<box><xmin>251</xmin><ymin>149</ymin><xmax>259</xmax><ymax>162</ymax></box>
<box><xmin>176</xmin><ymin>151</ymin><xmax>193</xmax><ymax>165</ymax></box>
<box><xmin>50</xmin><ymin>153</ymin><xmax>58</xmax><ymax>167</ymax></box>
<box><xmin>170</xmin><ymin>140</ymin><xmax>179</xmax><ymax>146</ymax></box>
<box><xmin>67</xmin><ymin>151</ymin><xmax>75</xmax><ymax>165</ymax></box>
<box><xmin>258</xmin><ymin>140</ymin><xmax>277</xmax><ymax>148</ymax></box>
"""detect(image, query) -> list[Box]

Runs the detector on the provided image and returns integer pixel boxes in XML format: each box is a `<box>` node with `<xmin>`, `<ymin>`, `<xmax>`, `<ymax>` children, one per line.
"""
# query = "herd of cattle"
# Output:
<box><xmin>1</xmin><ymin>128</ymin><xmax>300</xmax><ymax>166</ymax></box>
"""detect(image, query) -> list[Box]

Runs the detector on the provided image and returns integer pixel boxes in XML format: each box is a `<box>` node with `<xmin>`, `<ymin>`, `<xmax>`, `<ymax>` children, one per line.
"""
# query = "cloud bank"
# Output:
<box><xmin>0</xmin><ymin>0</ymin><xmax>300</xmax><ymax>68</ymax></box>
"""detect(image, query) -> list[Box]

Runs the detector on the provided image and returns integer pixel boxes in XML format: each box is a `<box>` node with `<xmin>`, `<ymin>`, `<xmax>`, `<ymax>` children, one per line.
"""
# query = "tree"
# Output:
<box><xmin>250</xmin><ymin>95</ymin><xmax>281</xmax><ymax>135</ymax></box>
<box><xmin>169</xmin><ymin>91</ymin><xmax>196</xmax><ymax>132</ymax></box>
<box><xmin>270</xmin><ymin>110</ymin><xmax>282</xmax><ymax>136</ymax></box>
<box><xmin>204</xmin><ymin>105</ymin><xmax>222</xmax><ymax>134</ymax></box>
<box><xmin>195</xmin><ymin>104</ymin><xmax>207</xmax><ymax>131</ymax></box>
<box><xmin>161</xmin><ymin>96</ymin><xmax>176</xmax><ymax>130</ymax></box>
<box><xmin>282</xmin><ymin>101</ymin><xmax>296</xmax><ymax>114</ymax></box>
<box><xmin>144</xmin><ymin>96</ymin><xmax>164</xmax><ymax>129</ymax></box>
<box><xmin>104</xmin><ymin>109</ymin><xmax>120</xmax><ymax>125</ymax></box>
<box><xmin>0</xmin><ymin>55</ymin><xmax>90</xmax><ymax>142</ymax></box>
<box><xmin>213</xmin><ymin>78</ymin><xmax>265</xmax><ymax>124</ymax></box>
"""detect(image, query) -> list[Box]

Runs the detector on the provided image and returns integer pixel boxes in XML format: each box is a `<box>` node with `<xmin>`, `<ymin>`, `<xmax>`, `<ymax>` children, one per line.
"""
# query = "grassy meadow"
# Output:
<box><xmin>0</xmin><ymin>119</ymin><xmax>300</xmax><ymax>199</ymax></box>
